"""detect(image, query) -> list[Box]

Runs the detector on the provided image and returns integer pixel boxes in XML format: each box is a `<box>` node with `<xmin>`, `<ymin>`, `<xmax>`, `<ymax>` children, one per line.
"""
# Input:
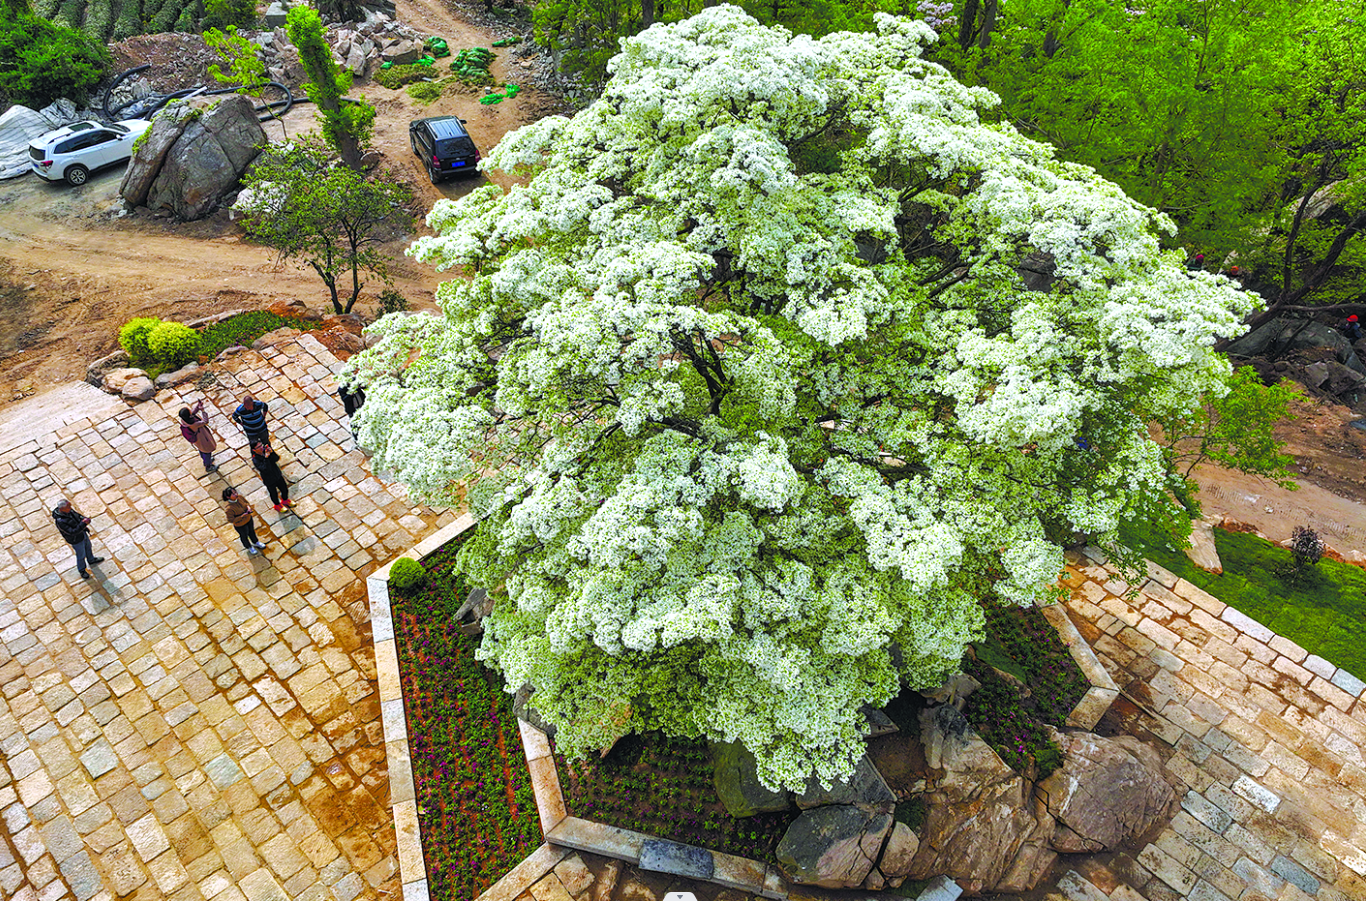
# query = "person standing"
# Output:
<box><xmin>338</xmin><ymin>380</ymin><xmax>365</xmax><ymax>439</ymax></box>
<box><xmin>222</xmin><ymin>487</ymin><xmax>267</xmax><ymax>555</ymax></box>
<box><xmin>232</xmin><ymin>394</ymin><xmax>271</xmax><ymax>445</ymax></box>
<box><xmin>178</xmin><ymin>400</ymin><xmax>219</xmax><ymax>473</ymax></box>
<box><xmin>251</xmin><ymin>440</ymin><xmax>293</xmax><ymax>511</ymax></box>
<box><xmin>52</xmin><ymin>499</ymin><xmax>104</xmax><ymax>579</ymax></box>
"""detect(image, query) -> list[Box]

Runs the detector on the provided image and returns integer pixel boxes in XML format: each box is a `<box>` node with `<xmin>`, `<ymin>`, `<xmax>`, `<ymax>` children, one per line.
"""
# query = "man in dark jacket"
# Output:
<box><xmin>53</xmin><ymin>499</ymin><xmax>104</xmax><ymax>579</ymax></box>
<box><xmin>232</xmin><ymin>395</ymin><xmax>271</xmax><ymax>444</ymax></box>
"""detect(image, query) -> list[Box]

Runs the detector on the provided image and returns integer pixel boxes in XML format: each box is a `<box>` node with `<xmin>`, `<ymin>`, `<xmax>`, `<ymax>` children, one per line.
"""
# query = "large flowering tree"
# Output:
<box><xmin>345</xmin><ymin>6</ymin><xmax>1255</xmax><ymax>789</ymax></box>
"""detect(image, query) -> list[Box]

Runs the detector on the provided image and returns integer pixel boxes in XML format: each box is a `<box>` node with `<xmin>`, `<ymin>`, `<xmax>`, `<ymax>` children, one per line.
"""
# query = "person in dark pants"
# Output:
<box><xmin>232</xmin><ymin>395</ymin><xmax>271</xmax><ymax>445</ymax></box>
<box><xmin>251</xmin><ymin>440</ymin><xmax>293</xmax><ymax>511</ymax></box>
<box><xmin>339</xmin><ymin>382</ymin><xmax>365</xmax><ymax>418</ymax></box>
<box><xmin>53</xmin><ymin>499</ymin><xmax>105</xmax><ymax>578</ymax></box>
<box><xmin>223</xmin><ymin>487</ymin><xmax>266</xmax><ymax>555</ymax></box>
<box><xmin>178</xmin><ymin>399</ymin><xmax>219</xmax><ymax>473</ymax></box>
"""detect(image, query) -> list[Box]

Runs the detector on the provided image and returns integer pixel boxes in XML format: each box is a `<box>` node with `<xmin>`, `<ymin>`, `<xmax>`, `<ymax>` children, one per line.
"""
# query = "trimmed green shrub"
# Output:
<box><xmin>377</xmin><ymin>289</ymin><xmax>409</xmax><ymax>320</ymax></box>
<box><xmin>146</xmin><ymin>321</ymin><xmax>201</xmax><ymax>368</ymax></box>
<box><xmin>406</xmin><ymin>80</ymin><xmax>446</xmax><ymax>103</ymax></box>
<box><xmin>118</xmin><ymin>317</ymin><xmax>162</xmax><ymax>363</ymax></box>
<box><xmin>374</xmin><ymin>63</ymin><xmax>434</xmax><ymax>89</ymax></box>
<box><xmin>389</xmin><ymin>556</ymin><xmax>426</xmax><ymax>589</ymax></box>
<box><xmin>197</xmin><ymin>310</ymin><xmax>324</xmax><ymax>359</ymax></box>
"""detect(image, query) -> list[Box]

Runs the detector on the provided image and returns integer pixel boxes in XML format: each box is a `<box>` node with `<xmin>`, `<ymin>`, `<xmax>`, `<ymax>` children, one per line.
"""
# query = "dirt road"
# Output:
<box><xmin>0</xmin><ymin>0</ymin><xmax>558</xmax><ymax>404</ymax></box>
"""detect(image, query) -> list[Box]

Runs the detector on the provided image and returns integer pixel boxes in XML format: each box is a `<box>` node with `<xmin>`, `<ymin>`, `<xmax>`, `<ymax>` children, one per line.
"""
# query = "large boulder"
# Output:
<box><xmin>120</xmin><ymin>95</ymin><xmax>266</xmax><ymax>220</ymax></box>
<box><xmin>1226</xmin><ymin>316</ymin><xmax>1366</xmax><ymax>375</ymax></box>
<box><xmin>1036</xmin><ymin>731</ymin><xmax>1176</xmax><ymax>853</ymax></box>
<box><xmin>874</xmin><ymin>821</ymin><xmax>919</xmax><ymax>884</ymax></box>
<box><xmin>711</xmin><ymin>741</ymin><xmax>791</xmax><ymax>818</ymax></box>
<box><xmin>904</xmin><ymin>705</ymin><xmax>1057</xmax><ymax>894</ymax></box>
<box><xmin>775</xmin><ymin>804</ymin><xmax>892</xmax><ymax>889</ymax></box>
<box><xmin>796</xmin><ymin>754</ymin><xmax>895</xmax><ymax>812</ymax></box>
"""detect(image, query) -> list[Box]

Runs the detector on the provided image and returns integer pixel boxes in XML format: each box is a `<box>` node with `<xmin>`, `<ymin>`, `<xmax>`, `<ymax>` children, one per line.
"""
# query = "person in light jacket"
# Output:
<box><xmin>178</xmin><ymin>400</ymin><xmax>218</xmax><ymax>473</ymax></box>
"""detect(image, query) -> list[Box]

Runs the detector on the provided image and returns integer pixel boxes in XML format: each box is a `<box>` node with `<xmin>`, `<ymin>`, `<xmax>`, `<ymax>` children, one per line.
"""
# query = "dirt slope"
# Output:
<box><xmin>0</xmin><ymin>0</ymin><xmax>560</xmax><ymax>404</ymax></box>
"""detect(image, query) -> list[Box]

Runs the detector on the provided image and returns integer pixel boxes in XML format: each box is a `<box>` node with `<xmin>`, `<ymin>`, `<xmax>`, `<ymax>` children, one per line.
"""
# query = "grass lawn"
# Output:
<box><xmin>1125</xmin><ymin>525</ymin><xmax>1366</xmax><ymax>680</ymax></box>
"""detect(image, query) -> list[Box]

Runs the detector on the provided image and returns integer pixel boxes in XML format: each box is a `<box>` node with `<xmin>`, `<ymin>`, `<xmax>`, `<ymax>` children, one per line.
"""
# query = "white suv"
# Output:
<box><xmin>29</xmin><ymin>119</ymin><xmax>152</xmax><ymax>186</ymax></box>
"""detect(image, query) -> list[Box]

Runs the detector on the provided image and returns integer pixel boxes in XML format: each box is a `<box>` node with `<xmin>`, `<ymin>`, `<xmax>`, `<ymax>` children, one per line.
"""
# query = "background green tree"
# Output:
<box><xmin>0</xmin><ymin>10</ymin><xmax>109</xmax><ymax>108</ymax></box>
<box><xmin>285</xmin><ymin>6</ymin><xmax>375</xmax><ymax>171</ymax></box>
<box><xmin>237</xmin><ymin>136</ymin><xmax>412</xmax><ymax>313</ymax></box>
<box><xmin>205</xmin><ymin>26</ymin><xmax>287</xmax><ymax>138</ymax></box>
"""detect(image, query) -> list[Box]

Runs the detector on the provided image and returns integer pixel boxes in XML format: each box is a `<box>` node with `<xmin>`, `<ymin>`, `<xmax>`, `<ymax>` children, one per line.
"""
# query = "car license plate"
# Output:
<box><xmin>451</xmin><ymin>161</ymin><xmax>465</xmax><ymax>168</ymax></box>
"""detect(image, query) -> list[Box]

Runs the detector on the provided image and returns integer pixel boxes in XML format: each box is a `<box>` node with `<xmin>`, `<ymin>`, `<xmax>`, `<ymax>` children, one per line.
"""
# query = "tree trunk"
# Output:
<box><xmin>978</xmin><ymin>0</ymin><xmax>998</xmax><ymax>49</ymax></box>
<box><xmin>958</xmin><ymin>0</ymin><xmax>980</xmax><ymax>51</ymax></box>
<box><xmin>641</xmin><ymin>0</ymin><xmax>654</xmax><ymax>29</ymax></box>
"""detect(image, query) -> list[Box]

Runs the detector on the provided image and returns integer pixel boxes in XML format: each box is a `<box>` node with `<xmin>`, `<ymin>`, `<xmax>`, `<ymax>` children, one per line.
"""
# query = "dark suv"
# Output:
<box><xmin>409</xmin><ymin>116</ymin><xmax>480</xmax><ymax>183</ymax></box>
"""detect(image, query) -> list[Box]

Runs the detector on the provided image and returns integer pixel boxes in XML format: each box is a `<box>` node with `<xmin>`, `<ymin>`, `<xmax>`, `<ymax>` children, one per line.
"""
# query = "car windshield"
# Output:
<box><xmin>437</xmin><ymin>138</ymin><xmax>472</xmax><ymax>154</ymax></box>
<box><xmin>109</xmin><ymin>123</ymin><xmax>129</xmax><ymax>135</ymax></box>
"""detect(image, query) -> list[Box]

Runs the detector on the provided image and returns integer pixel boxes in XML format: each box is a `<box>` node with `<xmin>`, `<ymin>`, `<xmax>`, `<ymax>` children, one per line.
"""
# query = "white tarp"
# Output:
<box><xmin>0</xmin><ymin>105</ymin><xmax>53</xmax><ymax>178</ymax></box>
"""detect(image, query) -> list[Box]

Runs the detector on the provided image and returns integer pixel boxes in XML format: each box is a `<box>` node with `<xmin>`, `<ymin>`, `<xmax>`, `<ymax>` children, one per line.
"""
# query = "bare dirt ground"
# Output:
<box><xmin>0</xmin><ymin>0</ymin><xmax>562</xmax><ymax>404</ymax></box>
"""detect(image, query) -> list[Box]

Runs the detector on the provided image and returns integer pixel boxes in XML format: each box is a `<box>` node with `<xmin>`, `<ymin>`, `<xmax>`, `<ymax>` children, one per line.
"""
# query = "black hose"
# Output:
<box><xmin>101</xmin><ymin>65</ymin><xmax>299</xmax><ymax>124</ymax></box>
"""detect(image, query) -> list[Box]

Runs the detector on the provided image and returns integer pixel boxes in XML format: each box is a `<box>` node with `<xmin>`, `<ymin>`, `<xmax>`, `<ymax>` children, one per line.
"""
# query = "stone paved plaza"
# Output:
<box><xmin>1052</xmin><ymin>550</ymin><xmax>1366</xmax><ymax>901</ymax></box>
<box><xmin>0</xmin><ymin>335</ymin><xmax>454</xmax><ymax>901</ymax></box>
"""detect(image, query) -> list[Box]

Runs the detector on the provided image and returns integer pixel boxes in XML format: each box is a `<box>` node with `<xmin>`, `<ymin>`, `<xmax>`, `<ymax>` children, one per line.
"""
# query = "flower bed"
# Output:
<box><xmin>389</xmin><ymin>543</ymin><xmax>542</xmax><ymax>899</ymax></box>
<box><xmin>961</xmin><ymin>604</ymin><xmax>1090</xmax><ymax>777</ymax></box>
<box><xmin>559</xmin><ymin>731</ymin><xmax>796</xmax><ymax>865</ymax></box>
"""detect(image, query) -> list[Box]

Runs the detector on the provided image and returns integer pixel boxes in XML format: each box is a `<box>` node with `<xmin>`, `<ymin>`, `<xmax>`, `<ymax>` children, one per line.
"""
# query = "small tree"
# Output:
<box><xmin>1157</xmin><ymin>366</ymin><xmax>1299</xmax><ymax>515</ymax></box>
<box><xmin>285</xmin><ymin>6</ymin><xmax>374</xmax><ymax>171</ymax></box>
<box><xmin>205</xmin><ymin>26</ymin><xmax>285</xmax><ymax>138</ymax></box>
<box><xmin>237</xmin><ymin>137</ymin><xmax>412</xmax><ymax>313</ymax></box>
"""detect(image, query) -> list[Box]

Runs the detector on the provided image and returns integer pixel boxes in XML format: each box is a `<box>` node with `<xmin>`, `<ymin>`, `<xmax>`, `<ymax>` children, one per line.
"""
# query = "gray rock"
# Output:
<box><xmin>920</xmin><ymin>671</ymin><xmax>981</xmax><ymax>711</ymax></box>
<box><xmin>102</xmin><ymin>367</ymin><xmax>149</xmax><ymax>395</ymax></box>
<box><xmin>120</xmin><ymin>103</ymin><xmax>197</xmax><ymax>207</ymax></box>
<box><xmin>264</xmin><ymin>2</ymin><xmax>288</xmax><ymax>26</ymax></box>
<box><xmin>1036</xmin><ymin>731</ymin><xmax>1176</xmax><ymax>853</ymax></box>
<box><xmin>796</xmin><ymin>754</ymin><xmax>895</xmax><ymax>812</ymax></box>
<box><xmin>1226</xmin><ymin>317</ymin><xmax>1366</xmax><ymax>375</ymax></box>
<box><xmin>120</xmin><ymin>376</ymin><xmax>156</xmax><ymax>402</ymax></box>
<box><xmin>860</xmin><ymin>705</ymin><xmax>898</xmax><ymax>740</ymax></box>
<box><xmin>128</xmin><ymin>95</ymin><xmax>267</xmax><ymax>221</ymax></box>
<box><xmin>639</xmin><ymin>839</ymin><xmax>714</xmax><ymax>880</ymax></box>
<box><xmin>1303</xmin><ymin>361</ymin><xmax>1331</xmax><ymax>388</ymax></box>
<box><xmin>711</xmin><ymin>741</ymin><xmax>791</xmax><ymax>818</ymax></box>
<box><xmin>215</xmin><ymin>345</ymin><xmax>248</xmax><ymax>360</ymax></box>
<box><xmin>776</xmin><ymin>804</ymin><xmax>892</xmax><ymax>888</ymax></box>
<box><xmin>1186</xmin><ymin>519</ymin><xmax>1222</xmax><ymax>575</ymax></box>
<box><xmin>876</xmin><ymin>821</ymin><xmax>919</xmax><ymax>879</ymax></box>
<box><xmin>346</xmin><ymin>42</ymin><xmax>369</xmax><ymax>76</ymax></box>
<box><xmin>154</xmin><ymin>363</ymin><xmax>200</xmax><ymax>389</ymax></box>
<box><xmin>383</xmin><ymin>38</ymin><xmax>423</xmax><ymax>64</ymax></box>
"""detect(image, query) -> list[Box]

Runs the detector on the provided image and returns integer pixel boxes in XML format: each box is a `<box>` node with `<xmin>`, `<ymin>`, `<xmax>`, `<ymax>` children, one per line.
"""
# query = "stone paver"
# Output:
<box><xmin>1049</xmin><ymin>548</ymin><xmax>1366</xmax><ymax>901</ymax></box>
<box><xmin>0</xmin><ymin>336</ymin><xmax>455</xmax><ymax>901</ymax></box>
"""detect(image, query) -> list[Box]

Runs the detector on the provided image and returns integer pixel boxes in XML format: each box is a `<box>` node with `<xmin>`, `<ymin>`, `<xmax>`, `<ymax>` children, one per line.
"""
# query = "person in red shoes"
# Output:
<box><xmin>250</xmin><ymin>440</ymin><xmax>294</xmax><ymax>512</ymax></box>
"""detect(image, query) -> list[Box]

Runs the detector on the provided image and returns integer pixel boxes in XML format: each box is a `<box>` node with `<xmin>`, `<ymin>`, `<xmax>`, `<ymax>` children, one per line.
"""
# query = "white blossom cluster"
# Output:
<box><xmin>345</xmin><ymin>6</ymin><xmax>1256</xmax><ymax>791</ymax></box>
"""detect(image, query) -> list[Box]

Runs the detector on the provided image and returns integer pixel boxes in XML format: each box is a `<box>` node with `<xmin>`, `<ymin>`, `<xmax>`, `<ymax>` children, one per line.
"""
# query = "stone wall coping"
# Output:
<box><xmin>1040</xmin><ymin>602</ymin><xmax>1120</xmax><ymax>730</ymax></box>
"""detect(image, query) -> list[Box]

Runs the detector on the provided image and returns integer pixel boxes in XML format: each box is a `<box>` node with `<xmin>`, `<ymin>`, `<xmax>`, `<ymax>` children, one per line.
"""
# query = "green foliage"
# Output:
<box><xmin>1126</xmin><ymin>523</ymin><xmax>1366</xmax><ymax>679</ymax></box>
<box><xmin>564</xmin><ymin>731</ymin><xmax>794</xmax><ymax>862</ymax></box>
<box><xmin>1157</xmin><ymin>366</ymin><xmax>1298</xmax><ymax>515</ymax></box>
<box><xmin>202</xmin><ymin>0</ymin><xmax>256</xmax><ymax>30</ymax></box>
<box><xmin>286</xmin><ymin>5</ymin><xmax>376</xmax><ymax>171</ymax></box>
<box><xmin>376</xmin><ymin>289</ymin><xmax>410</xmax><ymax>320</ymax></box>
<box><xmin>962</xmin><ymin>657</ymin><xmax>1065</xmax><ymax>779</ymax></box>
<box><xmin>118</xmin><ymin>317</ymin><xmax>162</xmax><ymax>364</ymax></box>
<box><xmin>197</xmin><ymin>310</ymin><xmax>324</xmax><ymax>359</ymax></box>
<box><xmin>0</xmin><ymin>10</ymin><xmax>109</xmax><ymax>107</ymax></box>
<box><xmin>373</xmin><ymin>63</ymin><xmax>434</xmax><ymax>89</ymax></box>
<box><xmin>146</xmin><ymin>321</ymin><xmax>201</xmax><ymax>368</ymax></box>
<box><xmin>405</xmin><ymin>79</ymin><xmax>446</xmax><ymax>103</ymax></box>
<box><xmin>933</xmin><ymin>0</ymin><xmax>1366</xmax><ymax>313</ymax></box>
<box><xmin>237</xmin><ymin>135</ymin><xmax>413</xmax><ymax>313</ymax></box>
<box><xmin>389</xmin><ymin>556</ymin><xmax>426</xmax><ymax>589</ymax></box>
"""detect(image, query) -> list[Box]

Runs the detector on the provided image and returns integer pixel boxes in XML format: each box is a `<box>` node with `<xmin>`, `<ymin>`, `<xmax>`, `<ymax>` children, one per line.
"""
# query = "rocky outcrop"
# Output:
<box><xmin>154</xmin><ymin>363</ymin><xmax>200</xmax><ymax>389</ymax></box>
<box><xmin>796</xmin><ymin>756</ymin><xmax>895</xmax><ymax>811</ymax></box>
<box><xmin>1037</xmin><ymin>731</ymin><xmax>1177</xmax><ymax>854</ymax></box>
<box><xmin>1226</xmin><ymin>316</ymin><xmax>1366</xmax><ymax>375</ymax></box>
<box><xmin>775</xmin><ymin>804</ymin><xmax>892</xmax><ymax>889</ymax></box>
<box><xmin>873</xmin><ymin>821</ymin><xmax>919</xmax><ymax>887</ymax></box>
<box><xmin>712</xmin><ymin>742</ymin><xmax>791</xmax><ymax>818</ymax></box>
<box><xmin>120</xmin><ymin>95</ymin><xmax>265</xmax><ymax>220</ymax></box>
<box><xmin>102</xmin><ymin>368</ymin><xmax>156</xmax><ymax>402</ymax></box>
<box><xmin>904</xmin><ymin>707</ymin><xmax>1056</xmax><ymax>894</ymax></box>
<box><xmin>1186</xmin><ymin>518</ymin><xmax>1223</xmax><ymax>574</ymax></box>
